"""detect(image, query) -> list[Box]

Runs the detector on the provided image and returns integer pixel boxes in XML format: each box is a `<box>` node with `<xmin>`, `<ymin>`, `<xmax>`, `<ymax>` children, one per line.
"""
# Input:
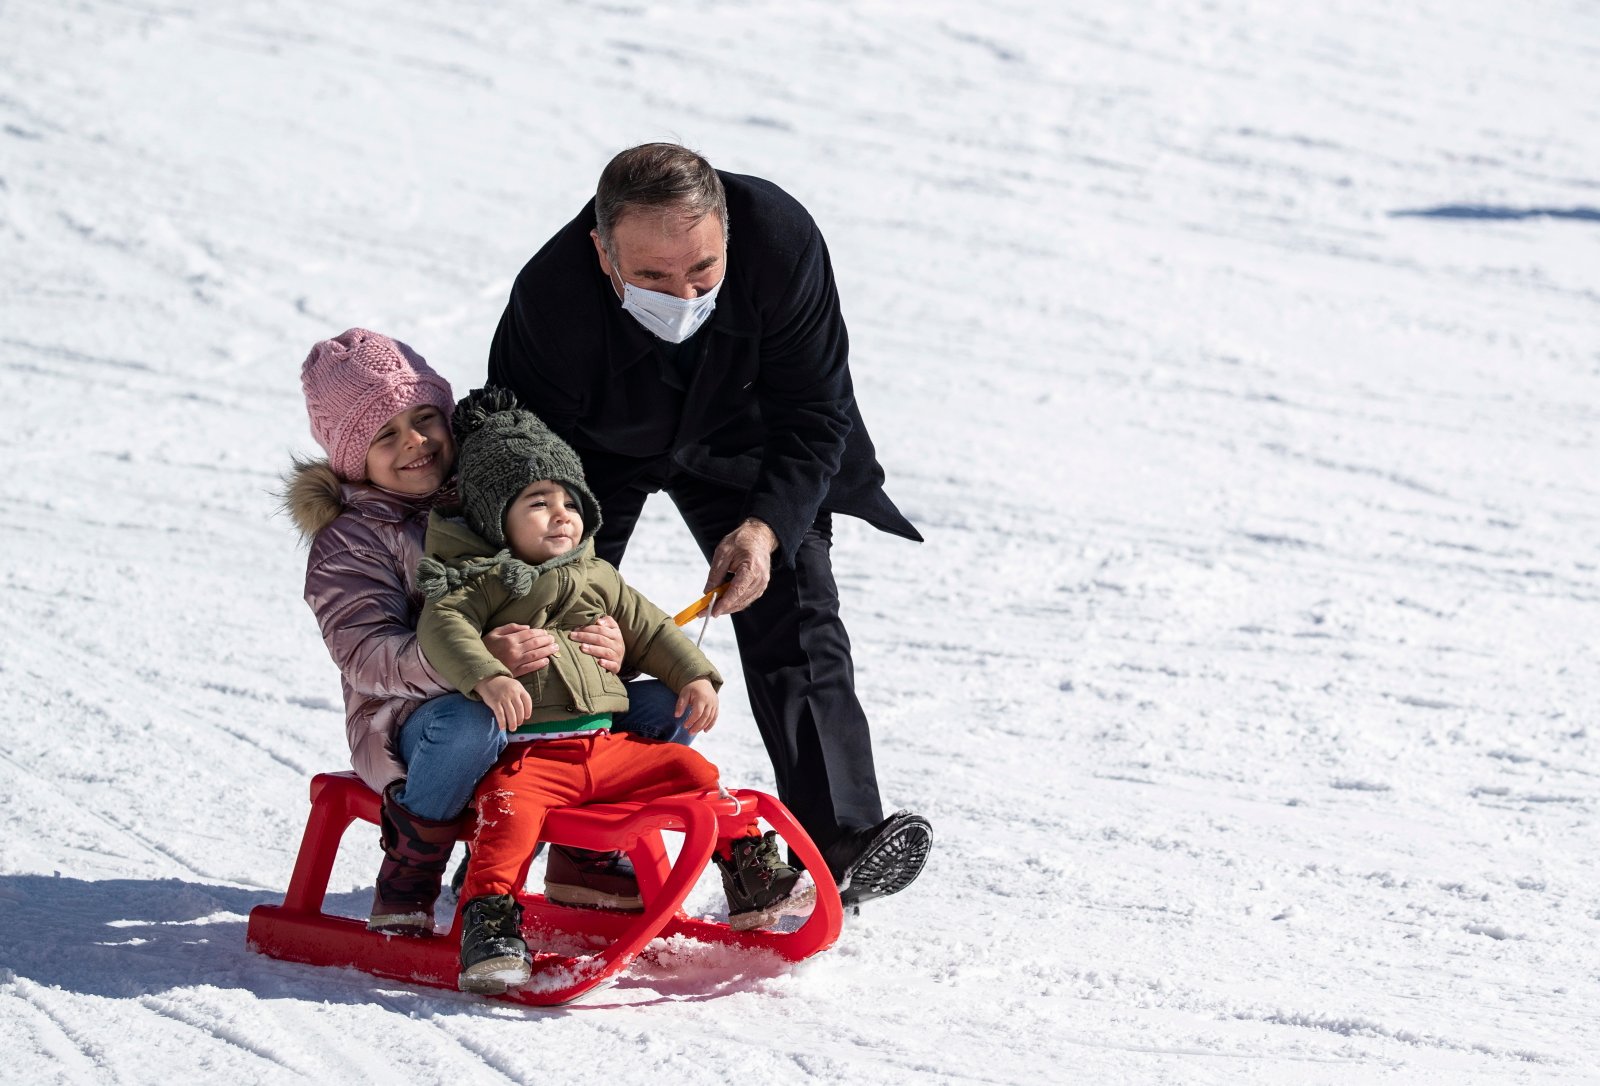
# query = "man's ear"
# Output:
<box><xmin>590</xmin><ymin>229</ymin><xmax>613</xmax><ymax>276</ymax></box>
<box><xmin>590</xmin><ymin>229</ymin><xmax>624</xmax><ymax>301</ymax></box>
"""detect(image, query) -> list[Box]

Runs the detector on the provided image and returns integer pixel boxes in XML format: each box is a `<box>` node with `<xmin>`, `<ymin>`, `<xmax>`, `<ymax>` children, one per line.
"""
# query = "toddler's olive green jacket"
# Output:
<box><xmin>416</xmin><ymin>512</ymin><xmax>720</xmax><ymax>724</ymax></box>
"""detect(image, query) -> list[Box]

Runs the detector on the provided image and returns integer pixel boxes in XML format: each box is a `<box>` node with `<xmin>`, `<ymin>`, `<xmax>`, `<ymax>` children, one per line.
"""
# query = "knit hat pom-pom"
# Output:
<box><xmin>451</xmin><ymin>386</ymin><xmax>522</xmax><ymax>445</ymax></box>
<box><xmin>449</xmin><ymin>385</ymin><xmax>603</xmax><ymax>549</ymax></box>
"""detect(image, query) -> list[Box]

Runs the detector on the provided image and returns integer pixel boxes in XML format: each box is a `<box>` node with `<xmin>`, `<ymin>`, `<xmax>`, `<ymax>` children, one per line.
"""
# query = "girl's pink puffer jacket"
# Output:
<box><xmin>285</xmin><ymin>458</ymin><xmax>452</xmax><ymax>791</ymax></box>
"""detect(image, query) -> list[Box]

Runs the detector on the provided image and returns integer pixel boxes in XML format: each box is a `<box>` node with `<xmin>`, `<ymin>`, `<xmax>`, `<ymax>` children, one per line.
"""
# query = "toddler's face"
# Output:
<box><xmin>504</xmin><ymin>481</ymin><xmax>583</xmax><ymax>563</ymax></box>
<box><xmin>365</xmin><ymin>405</ymin><xmax>454</xmax><ymax>496</ymax></box>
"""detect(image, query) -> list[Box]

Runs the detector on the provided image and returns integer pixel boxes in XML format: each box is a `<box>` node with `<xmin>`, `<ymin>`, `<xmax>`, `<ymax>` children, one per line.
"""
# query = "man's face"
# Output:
<box><xmin>591</xmin><ymin>210</ymin><xmax>726</xmax><ymax>301</ymax></box>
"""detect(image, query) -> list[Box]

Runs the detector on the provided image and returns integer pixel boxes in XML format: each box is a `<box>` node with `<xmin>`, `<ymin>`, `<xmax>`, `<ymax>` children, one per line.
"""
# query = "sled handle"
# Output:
<box><xmin>671</xmin><ymin>583</ymin><xmax>729</xmax><ymax>626</ymax></box>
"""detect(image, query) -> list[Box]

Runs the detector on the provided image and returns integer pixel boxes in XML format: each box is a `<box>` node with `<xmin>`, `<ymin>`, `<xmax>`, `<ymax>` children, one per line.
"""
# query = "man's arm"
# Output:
<box><xmin>740</xmin><ymin>221</ymin><xmax>854</xmax><ymax>564</ymax></box>
<box><xmin>486</xmin><ymin>288</ymin><xmax>583</xmax><ymax>436</ymax></box>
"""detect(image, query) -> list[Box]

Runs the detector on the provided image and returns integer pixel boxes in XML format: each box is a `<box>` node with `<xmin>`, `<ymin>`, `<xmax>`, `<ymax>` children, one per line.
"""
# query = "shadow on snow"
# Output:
<box><xmin>0</xmin><ymin>874</ymin><xmax>797</xmax><ymax>1011</ymax></box>
<box><xmin>1390</xmin><ymin>204</ymin><xmax>1600</xmax><ymax>223</ymax></box>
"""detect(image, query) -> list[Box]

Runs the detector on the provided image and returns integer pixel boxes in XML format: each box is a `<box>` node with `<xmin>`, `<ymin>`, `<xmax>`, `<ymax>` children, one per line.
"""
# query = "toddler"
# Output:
<box><xmin>415</xmin><ymin>389</ymin><xmax>814</xmax><ymax>994</ymax></box>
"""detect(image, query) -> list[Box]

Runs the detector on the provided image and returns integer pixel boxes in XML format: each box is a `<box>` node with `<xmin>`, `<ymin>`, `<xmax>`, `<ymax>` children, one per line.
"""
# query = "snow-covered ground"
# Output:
<box><xmin>3</xmin><ymin>0</ymin><xmax>1598</xmax><ymax>1081</ymax></box>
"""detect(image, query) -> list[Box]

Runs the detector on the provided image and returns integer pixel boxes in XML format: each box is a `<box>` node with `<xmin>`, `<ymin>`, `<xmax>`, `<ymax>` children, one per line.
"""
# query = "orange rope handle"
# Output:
<box><xmin>671</xmin><ymin>582</ymin><xmax>730</xmax><ymax>627</ymax></box>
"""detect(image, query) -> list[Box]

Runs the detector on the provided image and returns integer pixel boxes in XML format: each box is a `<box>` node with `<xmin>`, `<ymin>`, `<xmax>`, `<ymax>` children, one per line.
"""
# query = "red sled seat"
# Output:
<box><xmin>247</xmin><ymin>771</ymin><xmax>842</xmax><ymax>1006</ymax></box>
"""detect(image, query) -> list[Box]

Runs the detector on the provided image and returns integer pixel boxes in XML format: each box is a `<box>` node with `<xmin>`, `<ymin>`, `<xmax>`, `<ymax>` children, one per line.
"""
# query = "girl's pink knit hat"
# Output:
<box><xmin>300</xmin><ymin>328</ymin><xmax>455</xmax><ymax>482</ymax></box>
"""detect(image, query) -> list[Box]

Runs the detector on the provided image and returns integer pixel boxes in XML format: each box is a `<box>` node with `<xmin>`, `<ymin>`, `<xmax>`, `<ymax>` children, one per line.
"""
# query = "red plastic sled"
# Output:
<box><xmin>247</xmin><ymin>772</ymin><xmax>842</xmax><ymax>1006</ymax></box>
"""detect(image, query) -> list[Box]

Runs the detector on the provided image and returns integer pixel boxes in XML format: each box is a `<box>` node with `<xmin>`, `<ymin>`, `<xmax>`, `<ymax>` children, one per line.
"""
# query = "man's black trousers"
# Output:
<box><xmin>594</xmin><ymin>473</ymin><xmax>886</xmax><ymax>852</ymax></box>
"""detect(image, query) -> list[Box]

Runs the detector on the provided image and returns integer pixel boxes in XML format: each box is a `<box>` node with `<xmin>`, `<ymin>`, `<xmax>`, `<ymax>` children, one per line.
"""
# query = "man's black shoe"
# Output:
<box><xmin>822</xmin><ymin>811</ymin><xmax>932</xmax><ymax>908</ymax></box>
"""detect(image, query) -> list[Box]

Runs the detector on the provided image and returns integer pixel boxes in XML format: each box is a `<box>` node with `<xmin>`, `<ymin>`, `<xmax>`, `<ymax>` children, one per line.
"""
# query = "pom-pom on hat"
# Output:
<box><xmin>452</xmin><ymin>387</ymin><xmax>602</xmax><ymax>549</ymax></box>
<box><xmin>300</xmin><ymin>328</ymin><xmax>455</xmax><ymax>482</ymax></box>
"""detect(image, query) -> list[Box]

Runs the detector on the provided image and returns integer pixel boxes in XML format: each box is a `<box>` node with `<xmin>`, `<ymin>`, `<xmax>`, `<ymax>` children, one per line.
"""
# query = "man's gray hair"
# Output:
<box><xmin>595</xmin><ymin>143</ymin><xmax>729</xmax><ymax>262</ymax></box>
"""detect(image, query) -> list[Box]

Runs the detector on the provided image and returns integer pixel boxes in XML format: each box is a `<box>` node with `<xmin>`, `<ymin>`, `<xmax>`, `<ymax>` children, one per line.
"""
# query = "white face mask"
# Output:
<box><xmin>618</xmin><ymin>276</ymin><xmax>723</xmax><ymax>344</ymax></box>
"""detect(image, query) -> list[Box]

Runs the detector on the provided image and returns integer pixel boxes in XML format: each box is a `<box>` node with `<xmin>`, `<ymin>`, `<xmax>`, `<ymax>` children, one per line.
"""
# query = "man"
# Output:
<box><xmin>486</xmin><ymin>143</ymin><xmax>930</xmax><ymax>908</ymax></box>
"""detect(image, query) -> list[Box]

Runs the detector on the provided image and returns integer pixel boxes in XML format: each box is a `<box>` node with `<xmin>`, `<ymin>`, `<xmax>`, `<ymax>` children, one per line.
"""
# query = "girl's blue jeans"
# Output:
<box><xmin>393</xmin><ymin>678</ymin><xmax>692</xmax><ymax>820</ymax></box>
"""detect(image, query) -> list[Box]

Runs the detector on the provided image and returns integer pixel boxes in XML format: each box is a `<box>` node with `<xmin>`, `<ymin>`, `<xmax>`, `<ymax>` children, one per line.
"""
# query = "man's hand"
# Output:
<box><xmin>482</xmin><ymin>624</ymin><xmax>558</xmax><ymax>677</ymax></box>
<box><xmin>569</xmin><ymin>614</ymin><xmax>625</xmax><ymax>675</ymax></box>
<box><xmin>475</xmin><ymin>674</ymin><xmax>532</xmax><ymax>732</ymax></box>
<box><xmin>706</xmin><ymin>518</ymin><xmax>778</xmax><ymax>617</ymax></box>
<box><xmin>675</xmin><ymin>678</ymin><xmax>719</xmax><ymax>734</ymax></box>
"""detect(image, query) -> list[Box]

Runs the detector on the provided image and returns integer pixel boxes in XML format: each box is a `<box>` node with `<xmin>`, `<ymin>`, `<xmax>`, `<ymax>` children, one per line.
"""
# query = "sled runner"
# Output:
<box><xmin>247</xmin><ymin>772</ymin><xmax>842</xmax><ymax>1006</ymax></box>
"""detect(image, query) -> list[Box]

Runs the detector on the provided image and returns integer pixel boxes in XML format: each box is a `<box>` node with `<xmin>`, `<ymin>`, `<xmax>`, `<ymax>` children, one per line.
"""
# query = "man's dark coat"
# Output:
<box><xmin>486</xmin><ymin>172</ymin><xmax>921</xmax><ymax>563</ymax></box>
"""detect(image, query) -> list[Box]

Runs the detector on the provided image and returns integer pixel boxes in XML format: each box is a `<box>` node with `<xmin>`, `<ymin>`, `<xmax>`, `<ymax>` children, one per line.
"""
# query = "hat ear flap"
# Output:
<box><xmin>578</xmin><ymin>489</ymin><xmax>603</xmax><ymax>541</ymax></box>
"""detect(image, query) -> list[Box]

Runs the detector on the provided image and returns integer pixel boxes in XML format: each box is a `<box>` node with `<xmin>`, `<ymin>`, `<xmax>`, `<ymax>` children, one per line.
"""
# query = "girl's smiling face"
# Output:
<box><xmin>364</xmin><ymin>405</ymin><xmax>454</xmax><ymax>496</ymax></box>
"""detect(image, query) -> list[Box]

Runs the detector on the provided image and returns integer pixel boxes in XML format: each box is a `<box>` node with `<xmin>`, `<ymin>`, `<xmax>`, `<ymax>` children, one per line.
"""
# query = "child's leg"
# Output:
<box><xmin>584</xmin><ymin>732</ymin><xmax>722</xmax><ymax>803</ymax></box>
<box><xmin>538</xmin><ymin>730</ymin><xmax>708</xmax><ymax>911</ymax></box>
<box><xmin>585</xmin><ymin>733</ymin><xmax>761</xmax><ymax>838</ymax></box>
<box><xmin>461</xmin><ymin>742</ymin><xmax>586</xmax><ymax>900</ymax></box>
<box><xmin>394</xmin><ymin>693</ymin><xmax>507</xmax><ymax>821</ymax></box>
<box><xmin>583</xmin><ymin>733</ymin><xmax>813</xmax><ymax>929</ymax></box>
<box><xmin>612</xmin><ymin>679</ymin><xmax>694</xmax><ymax>745</ymax></box>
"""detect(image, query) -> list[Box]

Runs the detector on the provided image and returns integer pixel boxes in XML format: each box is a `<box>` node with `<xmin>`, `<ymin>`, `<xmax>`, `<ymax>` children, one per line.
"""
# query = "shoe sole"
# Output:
<box><xmin>367</xmin><ymin>911</ymin><xmax>433</xmax><ymax>935</ymax></box>
<box><xmin>838</xmin><ymin>813</ymin><xmax>932</xmax><ymax>908</ymax></box>
<box><xmin>543</xmin><ymin>882</ymin><xmax>644</xmax><ymax>911</ymax></box>
<box><xmin>458</xmin><ymin>954</ymin><xmax>533</xmax><ymax>995</ymax></box>
<box><xmin>728</xmin><ymin>881</ymin><xmax>819</xmax><ymax>932</ymax></box>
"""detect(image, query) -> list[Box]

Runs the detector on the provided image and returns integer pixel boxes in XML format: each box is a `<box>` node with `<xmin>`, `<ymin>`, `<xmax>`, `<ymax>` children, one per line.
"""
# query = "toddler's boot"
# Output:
<box><xmin>458</xmin><ymin>893</ymin><xmax>532</xmax><ymax>994</ymax></box>
<box><xmin>368</xmin><ymin>782</ymin><xmax>466</xmax><ymax>935</ymax></box>
<box><xmin>544</xmin><ymin>846</ymin><xmax>643</xmax><ymax>911</ymax></box>
<box><xmin>713</xmin><ymin>830</ymin><xmax>817</xmax><ymax>931</ymax></box>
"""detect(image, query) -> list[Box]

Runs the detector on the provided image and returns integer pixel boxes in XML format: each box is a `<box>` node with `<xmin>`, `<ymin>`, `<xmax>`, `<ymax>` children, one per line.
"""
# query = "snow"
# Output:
<box><xmin>2</xmin><ymin>0</ymin><xmax>1598</xmax><ymax>1081</ymax></box>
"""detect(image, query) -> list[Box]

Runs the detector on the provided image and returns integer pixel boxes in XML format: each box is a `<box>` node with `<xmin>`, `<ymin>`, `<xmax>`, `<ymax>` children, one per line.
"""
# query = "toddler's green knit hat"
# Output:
<box><xmin>451</xmin><ymin>387</ymin><xmax>602</xmax><ymax>548</ymax></box>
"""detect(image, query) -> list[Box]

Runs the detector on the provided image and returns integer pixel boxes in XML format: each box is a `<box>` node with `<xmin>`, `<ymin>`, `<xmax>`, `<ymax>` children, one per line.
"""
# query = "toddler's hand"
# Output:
<box><xmin>475</xmin><ymin>675</ymin><xmax>532</xmax><ymax>732</ymax></box>
<box><xmin>675</xmin><ymin>678</ymin><xmax>719</xmax><ymax>735</ymax></box>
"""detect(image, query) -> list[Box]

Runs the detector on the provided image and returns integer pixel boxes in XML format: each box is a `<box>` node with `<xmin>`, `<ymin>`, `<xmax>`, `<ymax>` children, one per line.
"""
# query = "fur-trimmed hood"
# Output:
<box><xmin>281</xmin><ymin>456</ymin><xmax>451</xmax><ymax>542</ymax></box>
<box><xmin>415</xmin><ymin>510</ymin><xmax>593</xmax><ymax>602</ymax></box>
<box><xmin>288</xmin><ymin>455</ymin><xmax>458</xmax><ymax>794</ymax></box>
<box><xmin>282</xmin><ymin>457</ymin><xmax>346</xmax><ymax>541</ymax></box>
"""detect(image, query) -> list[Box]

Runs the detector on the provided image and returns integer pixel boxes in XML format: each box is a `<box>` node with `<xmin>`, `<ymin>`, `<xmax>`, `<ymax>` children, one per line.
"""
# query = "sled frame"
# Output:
<box><xmin>247</xmin><ymin>772</ymin><xmax>841</xmax><ymax>1006</ymax></box>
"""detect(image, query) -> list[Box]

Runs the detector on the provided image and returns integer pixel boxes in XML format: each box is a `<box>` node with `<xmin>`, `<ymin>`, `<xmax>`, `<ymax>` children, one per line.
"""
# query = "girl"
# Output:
<box><xmin>283</xmin><ymin>328</ymin><xmax>666</xmax><ymax>933</ymax></box>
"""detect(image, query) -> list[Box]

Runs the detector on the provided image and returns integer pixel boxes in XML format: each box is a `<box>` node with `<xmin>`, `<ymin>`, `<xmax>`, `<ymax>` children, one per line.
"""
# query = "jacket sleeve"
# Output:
<box><xmin>743</xmin><ymin>221</ymin><xmax>855</xmax><ymax>563</ymax></box>
<box><xmin>486</xmin><ymin>215</ymin><xmax>601</xmax><ymax>441</ymax></box>
<box><xmin>415</xmin><ymin>578</ymin><xmax>516</xmax><ymax>699</ymax></box>
<box><xmin>304</xmin><ymin>542</ymin><xmax>451</xmax><ymax>701</ymax></box>
<box><xmin>487</xmin><ymin>262</ymin><xmax>584</xmax><ymax>440</ymax></box>
<box><xmin>610</xmin><ymin>582</ymin><xmax>723</xmax><ymax>694</ymax></box>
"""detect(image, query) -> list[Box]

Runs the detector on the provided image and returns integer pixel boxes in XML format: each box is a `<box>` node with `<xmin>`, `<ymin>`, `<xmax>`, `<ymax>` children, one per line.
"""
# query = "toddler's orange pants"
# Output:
<box><xmin>462</xmin><ymin>730</ymin><xmax>748</xmax><ymax>900</ymax></box>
